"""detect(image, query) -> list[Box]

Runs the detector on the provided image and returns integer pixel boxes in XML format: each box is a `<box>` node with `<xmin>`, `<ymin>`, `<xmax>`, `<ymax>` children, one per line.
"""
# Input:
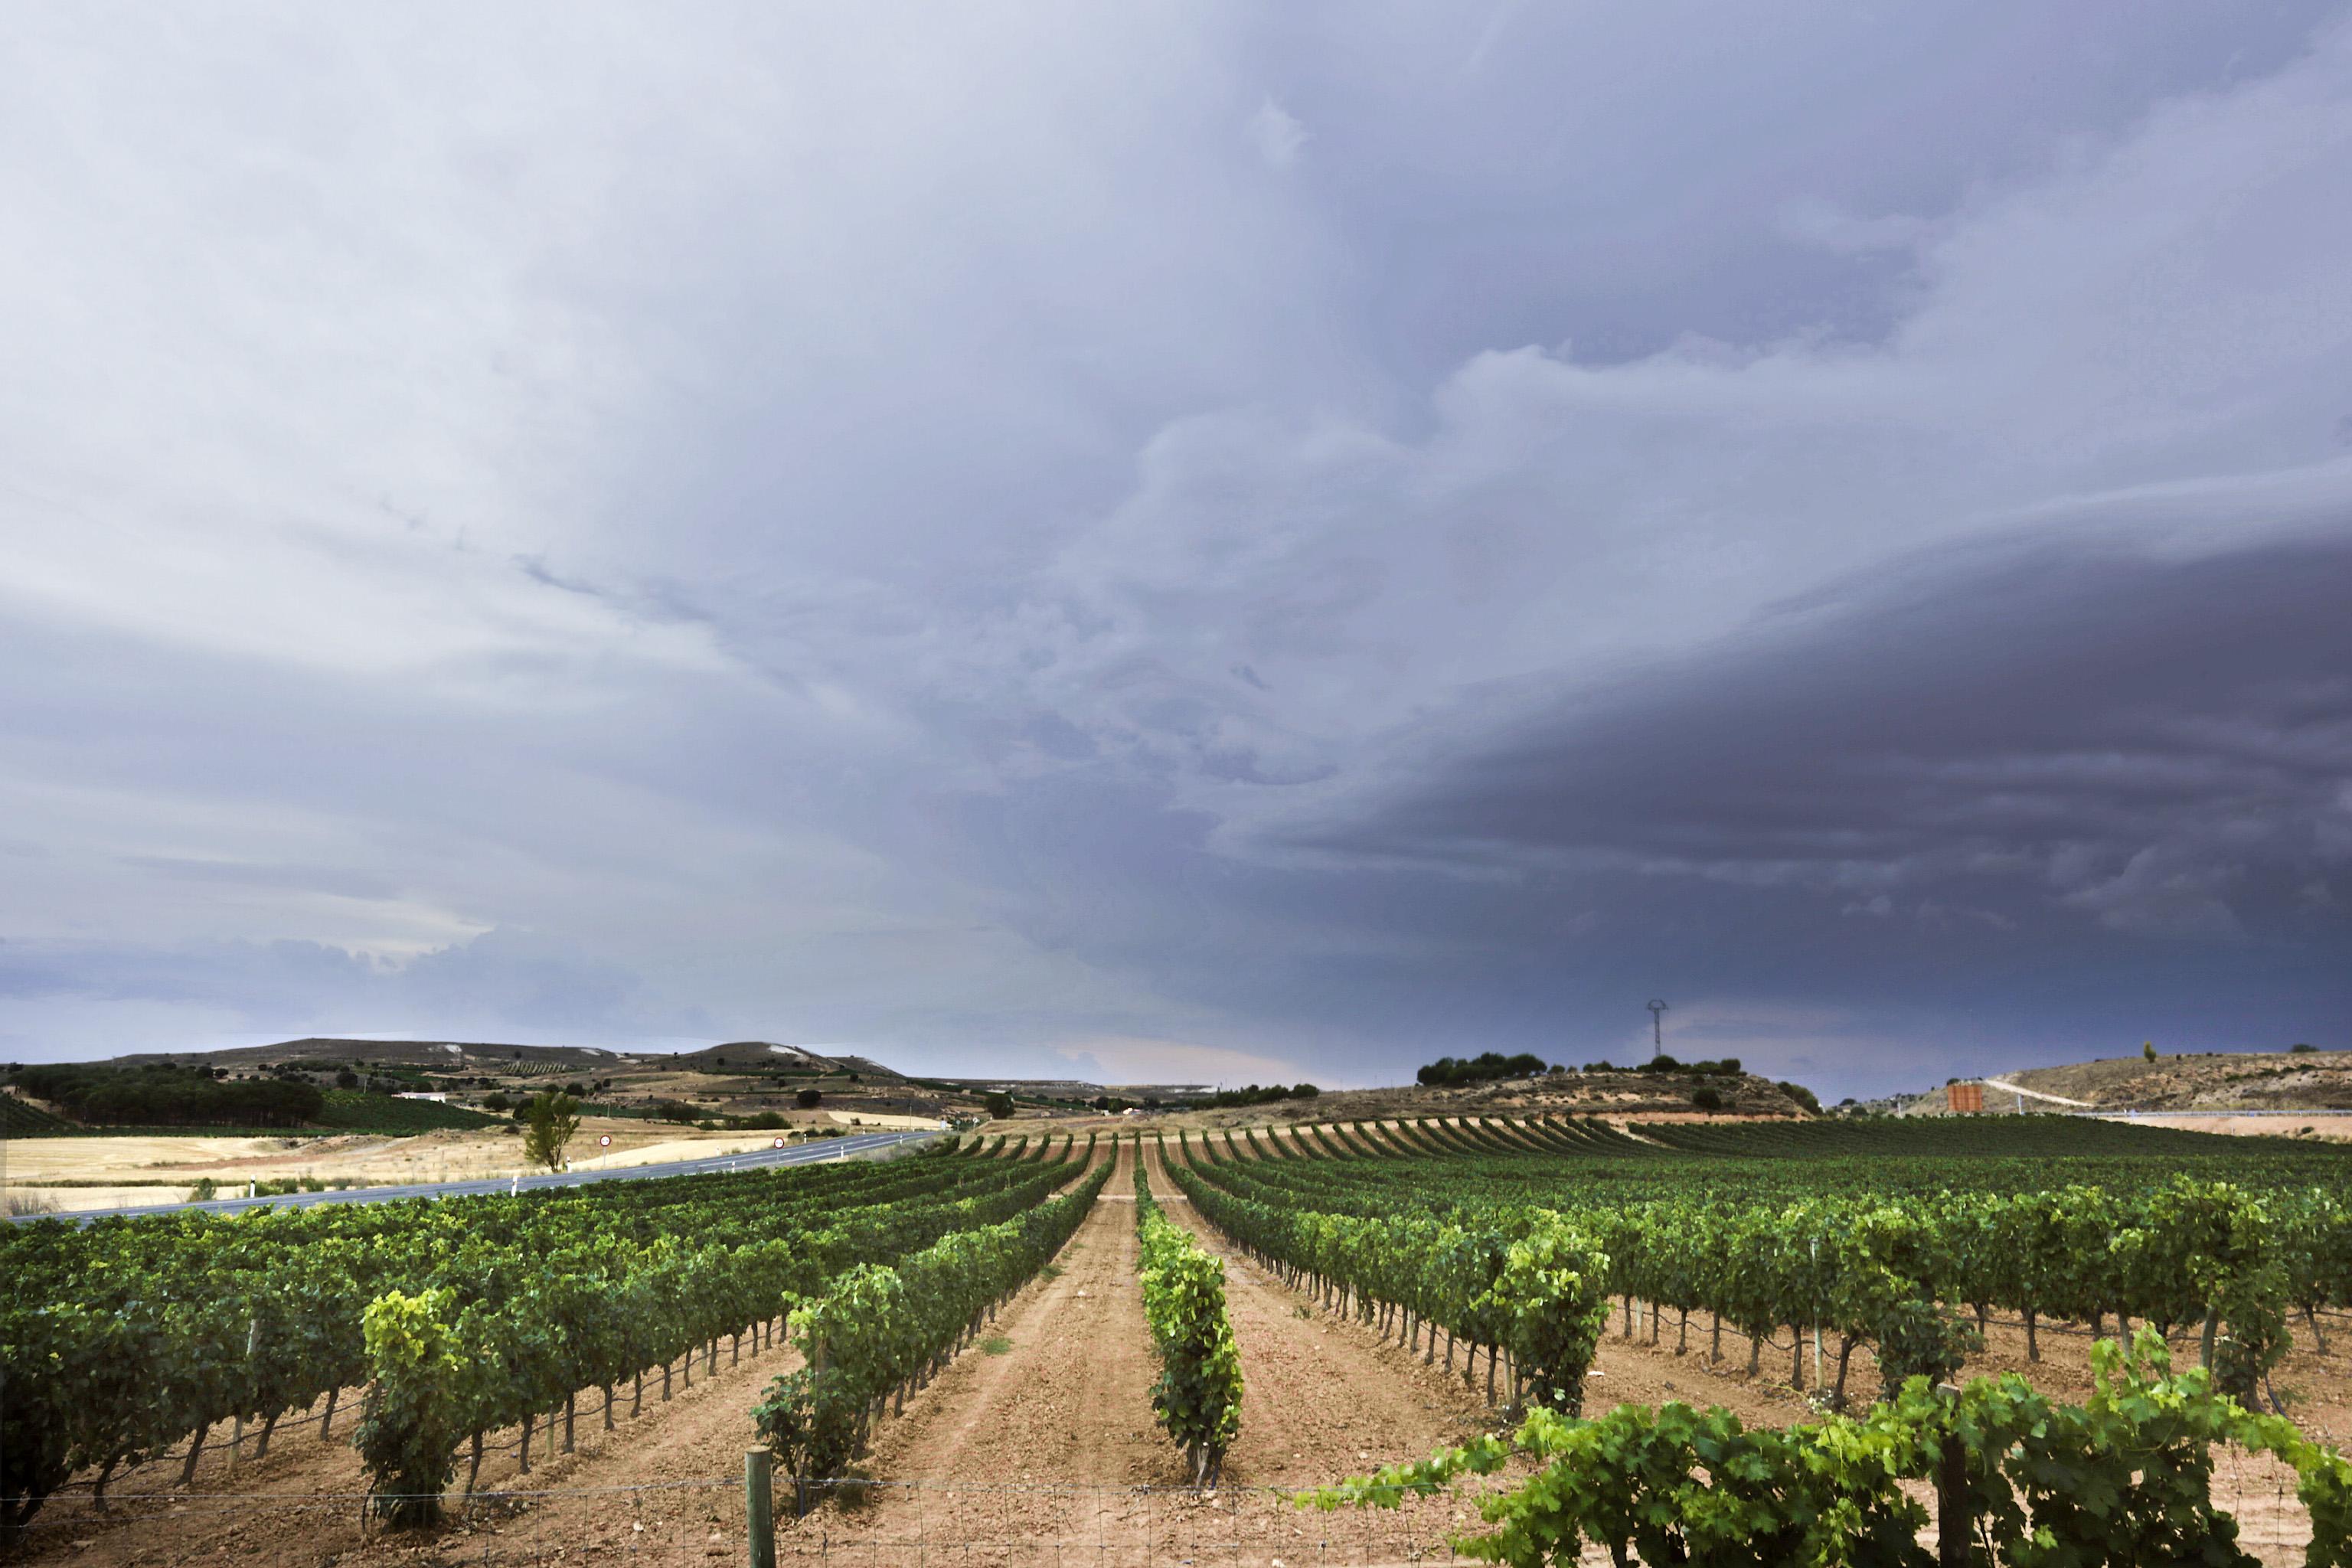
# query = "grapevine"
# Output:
<box><xmin>1135</xmin><ymin>1139</ymin><xmax>1243</xmax><ymax>1485</ymax></box>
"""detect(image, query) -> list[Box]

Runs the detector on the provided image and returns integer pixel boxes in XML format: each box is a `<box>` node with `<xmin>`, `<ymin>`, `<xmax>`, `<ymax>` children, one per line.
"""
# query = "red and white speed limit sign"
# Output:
<box><xmin>773</xmin><ymin>1137</ymin><xmax>786</xmax><ymax>1148</ymax></box>
<box><xmin>599</xmin><ymin>1134</ymin><xmax>612</xmax><ymax>1147</ymax></box>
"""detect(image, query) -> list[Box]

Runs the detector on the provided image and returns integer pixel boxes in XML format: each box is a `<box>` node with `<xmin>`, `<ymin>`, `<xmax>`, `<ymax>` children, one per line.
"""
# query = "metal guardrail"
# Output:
<box><xmin>2066</xmin><ymin>1107</ymin><xmax>2352</xmax><ymax>1118</ymax></box>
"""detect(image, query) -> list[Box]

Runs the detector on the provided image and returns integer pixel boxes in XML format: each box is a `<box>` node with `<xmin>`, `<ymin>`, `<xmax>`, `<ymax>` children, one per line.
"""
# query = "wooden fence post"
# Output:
<box><xmin>744</xmin><ymin>1448</ymin><xmax>776</xmax><ymax>1568</ymax></box>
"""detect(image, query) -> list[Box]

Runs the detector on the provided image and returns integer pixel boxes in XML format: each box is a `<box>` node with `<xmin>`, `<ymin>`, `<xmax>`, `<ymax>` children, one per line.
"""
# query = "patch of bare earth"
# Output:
<box><xmin>1143</xmin><ymin>1142</ymin><xmax>1563</xmax><ymax>1566</ymax></box>
<box><xmin>765</xmin><ymin>1142</ymin><xmax>1166</xmax><ymax>1563</ymax></box>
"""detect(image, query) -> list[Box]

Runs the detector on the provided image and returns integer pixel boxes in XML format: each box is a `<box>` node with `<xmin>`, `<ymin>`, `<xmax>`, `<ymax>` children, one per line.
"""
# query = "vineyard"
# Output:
<box><xmin>1162</xmin><ymin>1116</ymin><xmax>2352</xmax><ymax>1562</ymax></box>
<box><xmin>2</xmin><ymin>1138</ymin><xmax>1093</xmax><ymax>1530</ymax></box>
<box><xmin>5</xmin><ymin>1113</ymin><xmax>2350</xmax><ymax>1564</ymax></box>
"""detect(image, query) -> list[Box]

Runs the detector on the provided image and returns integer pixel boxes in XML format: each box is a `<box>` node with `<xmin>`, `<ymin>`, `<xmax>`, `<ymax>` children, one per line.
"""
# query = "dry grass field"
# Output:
<box><xmin>0</xmin><ymin>1119</ymin><xmax>846</xmax><ymax>1210</ymax></box>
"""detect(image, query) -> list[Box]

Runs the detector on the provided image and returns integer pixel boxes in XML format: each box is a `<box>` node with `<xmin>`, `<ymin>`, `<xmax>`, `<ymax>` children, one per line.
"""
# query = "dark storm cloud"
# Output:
<box><xmin>1311</xmin><ymin>531</ymin><xmax>2352</xmax><ymax>943</ymax></box>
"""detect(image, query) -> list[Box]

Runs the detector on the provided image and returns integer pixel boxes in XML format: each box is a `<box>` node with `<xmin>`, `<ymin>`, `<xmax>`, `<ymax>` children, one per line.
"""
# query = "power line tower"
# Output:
<box><xmin>1646</xmin><ymin>999</ymin><xmax>1669</xmax><ymax>1053</ymax></box>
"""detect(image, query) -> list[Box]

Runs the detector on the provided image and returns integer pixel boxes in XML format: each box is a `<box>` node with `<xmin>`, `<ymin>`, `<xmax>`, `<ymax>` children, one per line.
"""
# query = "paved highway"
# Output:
<box><xmin>8</xmin><ymin>1128</ymin><xmax>939</xmax><ymax>1225</ymax></box>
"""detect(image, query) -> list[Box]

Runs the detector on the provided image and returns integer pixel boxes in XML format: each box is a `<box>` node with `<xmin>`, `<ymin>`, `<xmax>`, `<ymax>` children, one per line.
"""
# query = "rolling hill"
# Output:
<box><xmin>1908</xmin><ymin>1046</ymin><xmax>2352</xmax><ymax>1115</ymax></box>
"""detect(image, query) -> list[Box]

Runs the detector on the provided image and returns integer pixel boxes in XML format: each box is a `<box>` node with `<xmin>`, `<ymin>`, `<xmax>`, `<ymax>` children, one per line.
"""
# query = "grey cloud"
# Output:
<box><xmin>0</xmin><ymin>929</ymin><xmax>712</xmax><ymax>1047</ymax></box>
<box><xmin>122</xmin><ymin>857</ymin><xmax>402</xmax><ymax>903</ymax></box>
<box><xmin>1295</xmin><ymin>529</ymin><xmax>2352</xmax><ymax>943</ymax></box>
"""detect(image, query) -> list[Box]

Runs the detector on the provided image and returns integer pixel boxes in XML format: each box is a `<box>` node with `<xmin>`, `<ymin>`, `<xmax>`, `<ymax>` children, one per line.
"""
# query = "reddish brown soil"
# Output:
<box><xmin>1141</xmin><ymin>1142</ymin><xmax>1530</xmax><ymax>1563</ymax></box>
<box><xmin>767</xmin><ymin>1141</ymin><xmax>1173</xmax><ymax>1563</ymax></box>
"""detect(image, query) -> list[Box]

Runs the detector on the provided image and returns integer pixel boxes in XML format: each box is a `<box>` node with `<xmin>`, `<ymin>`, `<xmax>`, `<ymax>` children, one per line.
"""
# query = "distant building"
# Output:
<box><xmin>395</xmin><ymin>1091</ymin><xmax>454</xmax><ymax>1103</ymax></box>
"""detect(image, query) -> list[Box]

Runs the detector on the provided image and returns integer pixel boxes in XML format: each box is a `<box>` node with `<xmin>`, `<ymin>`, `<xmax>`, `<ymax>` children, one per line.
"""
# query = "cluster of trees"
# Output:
<box><xmin>329</xmin><ymin>1067</ymin><xmax>427</xmax><ymax>1096</ymax></box>
<box><xmin>1579</xmin><ymin>1054</ymin><xmax>1741</xmax><ymax>1076</ymax></box>
<box><xmin>12</xmin><ymin>1063</ymin><xmax>323</xmax><ymax>1129</ymax></box>
<box><xmin>1417</xmin><ymin>1052</ymin><xmax>1551</xmax><ymax>1086</ymax></box>
<box><xmin>1205</xmin><ymin>1083</ymin><xmax>1320</xmax><ymax>1108</ymax></box>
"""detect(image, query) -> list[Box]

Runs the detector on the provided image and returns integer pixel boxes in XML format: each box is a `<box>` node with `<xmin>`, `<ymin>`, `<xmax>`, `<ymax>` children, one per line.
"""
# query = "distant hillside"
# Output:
<box><xmin>1155</xmin><ymin>1066</ymin><xmax>1818</xmax><ymax>1129</ymax></box>
<box><xmin>93</xmin><ymin>1036</ymin><xmax>907</xmax><ymax>1080</ymax></box>
<box><xmin>661</xmin><ymin>1042</ymin><xmax>902</xmax><ymax>1079</ymax></box>
<box><xmin>112</xmin><ymin>1037</ymin><xmax>638</xmax><ymax>1073</ymax></box>
<box><xmin>29</xmin><ymin>1037</ymin><xmax>1834</xmax><ymax>1134</ymax></box>
<box><xmin>1910</xmin><ymin>1047</ymin><xmax>2352</xmax><ymax>1115</ymax></box>
<box><xmin>929</xmin><ymin>1077</ymin><xmax>1214</xmax><ymax>1099</ymax></box>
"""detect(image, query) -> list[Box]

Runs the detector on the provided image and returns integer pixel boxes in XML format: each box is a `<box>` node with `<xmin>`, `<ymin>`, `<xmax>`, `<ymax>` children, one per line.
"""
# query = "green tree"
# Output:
<box><xmin>521</xmin><ymin>1092</ymin><xmax>580</xmax><ymax>1173</ymax></box>
<box><xmin>796</xmin><ymin>1088</ymin><xmax>823</xmax><ymax>1109</ymax></box>
<box><xmin>2145</xmin><ymin>1040</ymin><xmax>2158</xmax><ymax>1062</ymax></box>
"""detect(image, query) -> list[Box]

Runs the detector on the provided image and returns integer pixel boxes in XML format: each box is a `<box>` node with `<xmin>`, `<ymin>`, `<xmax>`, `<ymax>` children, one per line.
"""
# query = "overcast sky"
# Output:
<box><xmin>5</xmin><ymin>4</ymin><xmax>2350</xmax><ymax>1096</ymax></box>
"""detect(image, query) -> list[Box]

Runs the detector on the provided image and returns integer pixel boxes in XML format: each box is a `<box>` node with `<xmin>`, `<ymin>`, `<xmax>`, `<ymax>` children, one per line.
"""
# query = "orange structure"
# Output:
<box><xmin>1948</xmin><ymin>1082</ymin><xmax>1984</xmax><ymax>1112</ymax></box>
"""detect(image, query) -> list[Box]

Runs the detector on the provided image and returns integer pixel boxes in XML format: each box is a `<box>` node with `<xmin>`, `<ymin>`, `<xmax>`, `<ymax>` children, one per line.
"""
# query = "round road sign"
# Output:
<box><xmin>773</xmin><ymin>1137</ymin><xmax>786</xmax><ymax>1148</ymax></box>
<box><xmin>599</xmin><ymin>1134</ymin><xmax>612</xmax><ymax>1147</ymax></box>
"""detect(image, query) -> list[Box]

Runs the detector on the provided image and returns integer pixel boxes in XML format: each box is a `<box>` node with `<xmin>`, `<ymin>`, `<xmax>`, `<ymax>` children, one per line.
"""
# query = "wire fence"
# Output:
<box><xmin>769</xmin><ymin>1478</ymin><xmax>1494</xmax><ymax>1566</ymax></box>
<box><xmin>5</xmin><ymin>1477</ymin><xmax>1492</xmax><ymax>1567</ymax></box>
<box><xmin>5</xmin><ymin>1458</ymin><xmax>2327</xmax><ymax>1568</ymax></box>
<box><xmin>4</xmin><ymin>1478</ymin><xmax>747</xmax><ymax>1566</ymax></box>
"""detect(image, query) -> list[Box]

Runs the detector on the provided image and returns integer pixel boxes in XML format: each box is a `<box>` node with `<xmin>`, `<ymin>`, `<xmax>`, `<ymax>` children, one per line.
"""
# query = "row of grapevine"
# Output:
<box><xmin>2</xmin><ymin>1143</ymin><xmax>1075</xmax><ymax>1528</ymax></box>
<box><xmin>755</xmin><ymin>1138</ymin><xmax>1109</xmax><ymax>1491</ymax></box>
<box><xmin>1178</xmin><ymin>1123</ymin><xmax>2352</xmax><ymax>1557</ymax></box>
<box><xmin>1186</xmin><ymin>1122</ymin><xmax>2352</xmax><ymax>1404</ymax></box>
<box><xmin>1312</xmin><ymin>1330</ymin><xmax>2352</xmax><ymax>1566</ymax></box>
<box><xmin>1190</xmin><ymin>1106</ymin><xmax>2334</xmax><ymax>1168</ymax></box>
<box><xmin>1132</xmin><ymin>1145</ymin><xmax>1242</xmax><ymax>1484</ymax></box>
<box><xmin>1165</xmin><ymin>1138</ymin><xmax>1614</xmax><ymax>1416</ymax></box>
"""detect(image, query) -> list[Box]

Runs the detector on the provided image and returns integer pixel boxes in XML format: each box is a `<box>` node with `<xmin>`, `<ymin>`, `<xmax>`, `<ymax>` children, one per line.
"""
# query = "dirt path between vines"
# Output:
<box><xmin>1141</xmin><ymin>1142</ymin><xmax>1545</xmax><ymax>1566</ymax></box>
<box><xmin>763</xmin><ymin>1140</ymin><xmax>1168</xmax><ymax>1563</ymax></box>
